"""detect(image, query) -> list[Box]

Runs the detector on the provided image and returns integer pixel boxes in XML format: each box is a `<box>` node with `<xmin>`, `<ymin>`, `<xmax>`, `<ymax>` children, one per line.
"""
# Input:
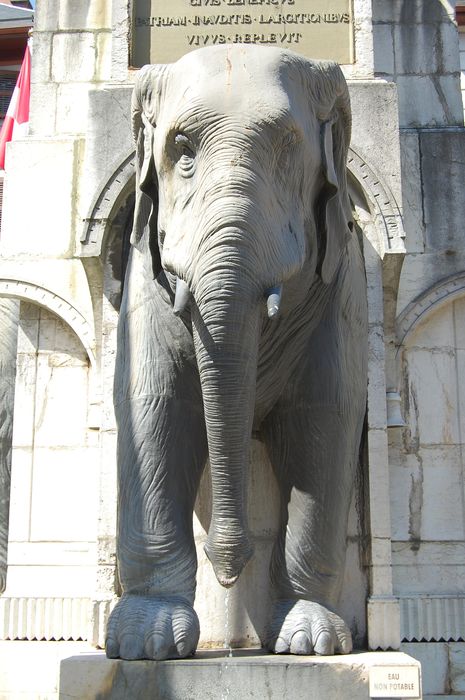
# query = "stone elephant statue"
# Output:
<box><xmin>106</xmin><ymin>44</ymin><xmax>367</xmax><ymax>661</ymax></box>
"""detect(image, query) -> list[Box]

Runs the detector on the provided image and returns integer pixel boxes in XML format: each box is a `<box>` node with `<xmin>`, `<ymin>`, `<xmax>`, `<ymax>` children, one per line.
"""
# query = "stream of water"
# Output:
<box><xmin>221</xmin><ymin>589</ymin><xmax>233</xmax><ymax>700</ymax></box>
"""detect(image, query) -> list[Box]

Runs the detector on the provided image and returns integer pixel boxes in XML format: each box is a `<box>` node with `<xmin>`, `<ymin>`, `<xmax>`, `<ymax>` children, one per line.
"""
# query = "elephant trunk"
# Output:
<box><xmin>191</xmin><ymin>267</ymin><xmax>260</xmax><ymax>587</ymax></box>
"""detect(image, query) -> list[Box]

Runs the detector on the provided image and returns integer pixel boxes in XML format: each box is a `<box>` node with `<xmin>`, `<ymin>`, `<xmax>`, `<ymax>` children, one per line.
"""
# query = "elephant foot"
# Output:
<box><xmin>105</xmin><ymin>594</ymin><xmax>200</xmax><ymax>660</ymax></box>
<box><xmin>204</xmin><ymin>528</ymin><xmax>253</xmax><ymax>588</ymax></box>
<box><xmin>264</xmin><ymin>599</ymin><xmax>352</xmax><ymax>656</ymax></box>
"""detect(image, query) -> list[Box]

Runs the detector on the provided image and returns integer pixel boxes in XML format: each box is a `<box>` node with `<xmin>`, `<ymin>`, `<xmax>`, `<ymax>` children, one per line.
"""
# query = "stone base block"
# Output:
<box><xmin>0</xmin><ymin>643</ymin><xmax>422</xmax><ymax>700</ymax></box>
<box><xmin>63</xmin><ymin>650</ymin><xmax>420</xmax><ymax>700</ymax></box>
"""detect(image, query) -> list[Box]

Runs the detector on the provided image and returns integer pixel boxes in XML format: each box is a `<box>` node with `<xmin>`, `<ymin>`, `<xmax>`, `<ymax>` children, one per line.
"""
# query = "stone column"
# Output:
<box><xmin>363</xmin><ymin>235</ymin><xmax>401</xmax><ymax>650</ymax></box>
<box><xmin>0</xmin><ymin>299</ymin><xmax>19</xmax><ymax>594</ymax></box>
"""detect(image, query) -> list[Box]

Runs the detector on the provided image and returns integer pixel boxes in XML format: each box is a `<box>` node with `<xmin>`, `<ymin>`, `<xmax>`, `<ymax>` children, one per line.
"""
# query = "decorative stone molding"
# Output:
<box><xmin>347</xmin><ymin>147</ymin><xmax>405</xmax><ymax>256</ymax></box>
<box><xmin>400</xmin><ymin>596</ymin><xmax>465</xmax><ymax>643</ymax></box>
<box><xmin>0</xmin><ymin>597</ymin><xmax>91</xmax><ymax>642</ymax></box>
<box><xmin>0</xmin><ymin>278</ymin><xmax>97</xmax><ymax>368</ymax></box>
<box><xmin>0</xmin><ymin>597</ymin><xmax>116</xmax><ymax>645</ymax></box>
<box><xmin>396</xmin><ymin>271</ymin><xmax>465</xmax><ymax>347</ymax></box>
<box><xmin>80</xmin><ymin>147</ymin><xmax>406</xmax><ymax>263</ymax></box>
<box><xmin>80</xmin><ymin>150</ymin><xmax>135</xmax><ymax>258</ymax></box>
<box><xmin>367</xmin><ymin>597</ymin><xmax>401</xmax><ymax>650</ymax></box>
<box><xmin>89</xmin><ymin>599</ymin><xmax>117</xmax><ymax>649</ymax></box>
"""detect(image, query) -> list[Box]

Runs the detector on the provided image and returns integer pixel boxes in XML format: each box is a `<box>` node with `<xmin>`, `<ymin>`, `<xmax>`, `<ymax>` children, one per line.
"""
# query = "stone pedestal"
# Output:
<box><xmin>57</xmin><ymin>649</ymin><xmax>421</xmax><ymax>700</ymax></box>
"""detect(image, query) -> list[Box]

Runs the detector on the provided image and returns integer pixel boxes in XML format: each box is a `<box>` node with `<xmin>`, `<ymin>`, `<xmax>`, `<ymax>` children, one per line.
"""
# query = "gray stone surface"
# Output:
<box><xmin>450</xmin><ymin>644</ymin><xmax>465</xmax><ymax>694</ymax></box>
<box><xmin>399</xmin><ymin>131</ymin><xmax>425</xmax><ymax>254</ymax></box>
<box><xmin>52</xmin><ymin>33</ymin><xmax>97</xmax><ymax>83</ymax></box>
<box><xmin>397</xmin><ymin>126</ymin><xmax>465</xmax><ymax>312</ymax></box>
<box><xmin>33</xmin><ymin>0</ymin><xmax>59</xmax><ymax>32</ymax></box>
<box><xmin>59</xmin><ymin>650</ymin><xmax>421</xmax><ymax>700</ymax></box>
<box><xmin>372</xmin><ymin>23</ymin><xmax>395</xmax><ymax>76</ymax></box>
<box><xmin>402</xmin><ymin>643</ymin><xmax>449</xmax><ymax>696</ymax></box>
<box><xmin>109</xmin><ymin>45</ymin><xmax>367</xmax><ymax>661</ymax></box>
<box><xmin>372</xmin><ymin>0</ymin><xmax>454</xmax><ymax>24</ymax></box>
<box><xmin>420</xmin><ymin>130</ymin><xmax>465</xmax><ymax>252</ymax></box>
<box><xmin>372</xmin><ymin>0</ymin><xmax>463</xmax><ymax>127</ymax></box>
<box><xmin>349</xmin><ymin>81</ymin><xmax>402</xmax><ymax>205</ymax></box>
<box><xmin>396</xmin><ymin>74</ymin><xmax>462</xmax><ymax>127</ymax></box>
<box><xmin>79</xmin><ymin>86</ymin><xmax>133</xmax><ymax>219</ymax></box>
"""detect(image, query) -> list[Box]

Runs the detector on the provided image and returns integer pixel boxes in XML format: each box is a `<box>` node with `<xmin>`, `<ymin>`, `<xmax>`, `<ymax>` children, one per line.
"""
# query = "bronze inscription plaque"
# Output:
<box><xmin>132</xmin><ymin>0</ymin><xmax>354</xmax><ymax>66</ymax></box>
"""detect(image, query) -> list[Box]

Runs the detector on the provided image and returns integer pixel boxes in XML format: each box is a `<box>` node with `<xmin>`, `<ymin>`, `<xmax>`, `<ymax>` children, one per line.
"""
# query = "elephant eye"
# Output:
<box><xmin>174</xmin><ymin>133</ymin><xmax>195</xmax><ymax>176</ymax></box>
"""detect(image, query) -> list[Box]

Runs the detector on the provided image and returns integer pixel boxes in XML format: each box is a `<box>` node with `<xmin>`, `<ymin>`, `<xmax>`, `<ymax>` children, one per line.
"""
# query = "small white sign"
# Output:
<box><xmin>369</xmin><ymin>666</ymin><xmax>420</xmax><ymax>698</ymax></box>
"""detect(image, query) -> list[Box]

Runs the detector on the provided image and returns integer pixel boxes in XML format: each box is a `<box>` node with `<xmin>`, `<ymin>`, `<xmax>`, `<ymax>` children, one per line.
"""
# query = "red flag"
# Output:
<box><xmin>0</xmin><ymin>42</ymin><xmax>31</xmax><ymax>171</ymax></box>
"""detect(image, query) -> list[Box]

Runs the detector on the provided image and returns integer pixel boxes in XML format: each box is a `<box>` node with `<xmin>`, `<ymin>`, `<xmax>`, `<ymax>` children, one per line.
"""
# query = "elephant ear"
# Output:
<box><xmin>310</xmin><ymin>62</ymin><xmax>352</xmax><ymax>285</ymax></box>
<box><xmin>131</xmin><ymin>64</ymin><xmax>169</xmax><ymax>277</ymax></box>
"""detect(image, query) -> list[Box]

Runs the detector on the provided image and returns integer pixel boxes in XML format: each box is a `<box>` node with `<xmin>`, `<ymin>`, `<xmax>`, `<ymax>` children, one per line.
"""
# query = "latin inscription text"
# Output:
<box><xmin>132</xmin><ymin>0</ymin><xmax>353</xmax><ymax>64</ymax></box>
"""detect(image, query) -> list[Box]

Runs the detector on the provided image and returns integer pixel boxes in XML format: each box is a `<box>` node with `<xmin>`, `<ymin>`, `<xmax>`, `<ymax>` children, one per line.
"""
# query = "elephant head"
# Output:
<box><xmin>130</xmin><ymin>45</ymin><xmax>352</xmax><ymax>587</ymax></box>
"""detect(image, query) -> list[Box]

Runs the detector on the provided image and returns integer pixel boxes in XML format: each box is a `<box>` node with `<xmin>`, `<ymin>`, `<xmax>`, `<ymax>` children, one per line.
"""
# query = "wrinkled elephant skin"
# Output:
<box><xmin>106</xmin><ymin>45</ymin><xmax>367</xmax><ymax>661</ymax></box>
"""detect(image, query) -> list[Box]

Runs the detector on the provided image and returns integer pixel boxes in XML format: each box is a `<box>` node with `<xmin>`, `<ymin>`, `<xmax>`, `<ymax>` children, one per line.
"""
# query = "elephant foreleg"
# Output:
<box><xmin>107</xmin><ymin>394</ymin><xmax>207</xmax><ymax>660</ymax></box>
<box><xmin>262</xmin><ymin>261</ymin><xmax>367</xmax><ymax>655</ymax></box>
<box><xmin>107</xmin><ymin>250</ymin><xmax>208</xmax><ymax>660</ymax></box>
<box><xmin>262</xmin><ymin>403</ymin><xmax>360</xmax><ymax>654</ymax></box>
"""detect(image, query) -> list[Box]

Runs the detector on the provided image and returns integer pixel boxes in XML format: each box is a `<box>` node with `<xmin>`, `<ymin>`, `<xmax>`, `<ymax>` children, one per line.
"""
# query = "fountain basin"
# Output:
<box><xmin>57</xmin><ymin>649</ymin><xmax>421</xmax><ymax>699</ymax></box>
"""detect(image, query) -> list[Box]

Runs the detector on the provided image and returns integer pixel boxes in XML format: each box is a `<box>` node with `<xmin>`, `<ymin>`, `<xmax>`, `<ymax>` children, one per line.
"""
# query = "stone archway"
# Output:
<box><xmin>392</xmin><ymin>276</ymin><xmax>465</xmax><ymax>644</ymax></box>
<box><xmin>0</xmin><ymin>293</ymin><xmax>101</xmax><ymax>643</ymax></box>
<box><xmin>0</xmin><ymin>279</ymin><xmax>97</xmax><ymax>368</ymax></box>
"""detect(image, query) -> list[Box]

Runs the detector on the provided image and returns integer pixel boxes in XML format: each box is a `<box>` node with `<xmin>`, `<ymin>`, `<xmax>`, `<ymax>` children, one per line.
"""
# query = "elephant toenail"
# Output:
<box><xmin>314</xmin><ymin>631</ymin><xmax>334</xmax><ymax>656</ymax></box>
<box><xmin>274</xmin><ymin>637</ymin><xmax>289</xmax><ymax>654</ymax></box>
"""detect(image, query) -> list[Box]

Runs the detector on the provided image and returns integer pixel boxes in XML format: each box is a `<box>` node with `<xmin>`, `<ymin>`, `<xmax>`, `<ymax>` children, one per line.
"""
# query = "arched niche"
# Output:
<box><xmin>1</xmin><ymin>297</ymin><xmax>100</xmax><ymax>623</ymax></box>
<box><xmin>389</xmin><ymin>279</ymin><xmax>465</xmax><ymax>641</ymax></box>
<box><xmin>0</xmin><ymin>279</ymin><xmax>96</xmax><ymax>368</ymax></box>
<box><xmin>79</xmin><ymin>146</ymin><xmax>406</xmax><ymax>650</ymax></box>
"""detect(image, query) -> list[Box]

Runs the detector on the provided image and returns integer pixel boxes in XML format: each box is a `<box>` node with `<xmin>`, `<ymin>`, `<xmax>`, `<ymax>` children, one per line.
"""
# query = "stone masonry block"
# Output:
<box><xmin>349</xmin><ymin>81</ymin><xmax>402</xmax><ymax>204</ymax></box>
<box><xmin>79</xmin><ymin>86</ymin><xmax>133</xmax><ymax>220</ymax></box>
<box><xmin>34</xmin><ymin>0</ymin><xmax>59</xmax><ymax>31</ymax></box>
<box><xmin>396</xmin><ymin>74</ymin><xmax>462</xmax><ymax>127</ymax></box>
<box><xmin>55</xmin><ymin>83</ymin><xmax>91</xmax><ymax>135</ymax></box>
<box><xmin>392</xmin><ymin>541</ymin><xmax>465</xmax><ymax>596</ymax></box>
<box><xmin>373</xmin><ymin>23</ymin><xmax>395</xmax><ymax>75</ymax></box>
<box><xmin>52</xmin><ymin>33</ymin><xmax>96</xmax><ymax>83</ymax></box>
<box><xmin>401</xmin><ymin>642</ymin><xmax>448</xmax><ymax>695</ymax></box>
<box><xmin>405</xmin><ymin>345</ymin><xmax>461</xmax><ymax>444</ymax></box>
<box><xmin>372</xmin><ymin>0</ymin><xmax>454</xmax><ymax>24</ymax></box>
<box><xmin>397</xmin><ymin>251</ymin><xmax>465</xmax><ymax>312</ymax></box>
<box><xmin>421</xmin><ymin>450</ymin><xmax>465</xmax><ymax>541</ymax></box>
<box><xmin>394</xmin><ymin>24</ymin><xmax>438</xmax><ymax>74</ymax></box>
<box><xmin>0</xmin><ymin>139</ymin><xmax>79</xmax><ymax>257</ymax></box>
<box><xmin>4</xmin><ymin>565</ymin><xmax>95</xmax><ymax>598</ymax></box>
<box><xmin>420</xmin><ymin>130</ymin><xmax>465</xmax><ymax>251</ymax></box>
<box><xmin>30</xmin><ymin>448</ymin><xmax>99</xmax><ymax>543</ymax></box>
<box><xmin>96</xmin><ymin>31</ymin><xmax>113</xmax><ymax>82</ymax></box>
<box><xmin>29</xmin><ymin>82</ymin><xmax>58</xmax><ymax>136</ymax></box>
<box><xmin>58</xmin><ymin>0</ymin><xmax>112</xmax><ymax>30</ymax></box>
<box><xmin>437</xmin><ymin>73</ymin><xmax>465</xmax><ymax>124</ymax></box>
<box><xmin>399</xmin><ymin>131</ymin><xmax>425</xmax><ymax>253</ymax></box>
<box><xmin>111</xmin><ymin>0</ymin><xmax>131</xmax><ymax>81</ymax></box>
<box><xmin>30</xmin><ymin>32</ymin><xmax>52</xmax><ymax>85</ymax></box>
<box><xmin>440</xmin><ymin>21</ymin><xmax>461</xmax><ymax>74</ymax></box>
<box><xmin>450</xmin><ymin>643</ymin><xmax>465</xmax><ymax>694</ymax></box>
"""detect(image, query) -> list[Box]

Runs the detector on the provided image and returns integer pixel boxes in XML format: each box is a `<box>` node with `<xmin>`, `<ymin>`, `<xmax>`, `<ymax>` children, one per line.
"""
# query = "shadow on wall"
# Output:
<box><xmin>372</xmin><ymin>0</ymin><xmax>463</xmax><ymax>127</ymax></box>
